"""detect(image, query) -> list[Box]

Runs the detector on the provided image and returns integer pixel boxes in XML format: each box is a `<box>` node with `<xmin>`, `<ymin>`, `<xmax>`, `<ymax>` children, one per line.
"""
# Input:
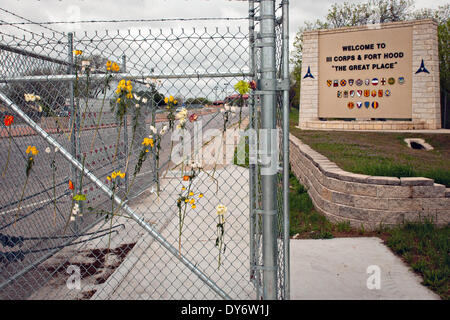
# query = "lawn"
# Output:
<box><xmin>289</xmin><ymin>108</ymin><xmax>450</xmax><ymax>187</ymax></box>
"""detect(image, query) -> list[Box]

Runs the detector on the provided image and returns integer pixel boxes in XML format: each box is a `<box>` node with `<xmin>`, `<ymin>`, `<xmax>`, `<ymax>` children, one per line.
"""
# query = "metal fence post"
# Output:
<box><xmin>282</xmin><ymin>0</ymin><xmax>291</xmax><ymax>300</ymax></box>
<box><xmin>260</xmin><ymin>0</ymin><xmax>278</xmax><ymax>300</ymax></box>
<box><xmin>248</xmin><ymin>0</ymin><xmax>256</xmax><ymax>290</ymax></box>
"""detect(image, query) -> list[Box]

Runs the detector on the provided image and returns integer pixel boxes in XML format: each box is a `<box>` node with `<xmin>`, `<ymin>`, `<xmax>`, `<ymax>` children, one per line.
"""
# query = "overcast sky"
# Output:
<box><xmin>2</xmin><ymin>0</ymin><xmax>447</xmax><ymax>51</ymax></box>
<box><xmin>1</xmin><ymin>0</ymin><xmax>447</xmax><ymax>99</ymax></box>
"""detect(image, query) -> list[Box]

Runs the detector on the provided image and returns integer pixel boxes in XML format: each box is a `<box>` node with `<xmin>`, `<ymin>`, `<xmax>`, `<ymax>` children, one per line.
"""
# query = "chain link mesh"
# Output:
<box><xmin>0</xmin><ymin>0</ymin><xmax>289</xmax><ymax>300</ymax></box>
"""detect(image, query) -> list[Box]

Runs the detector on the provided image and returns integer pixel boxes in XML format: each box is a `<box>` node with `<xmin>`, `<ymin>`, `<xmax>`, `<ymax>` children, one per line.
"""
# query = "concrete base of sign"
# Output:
<box><xmin>299</xmin><ymin>120</ymin><xmax>428</xmax><ymax>131</ymax></box>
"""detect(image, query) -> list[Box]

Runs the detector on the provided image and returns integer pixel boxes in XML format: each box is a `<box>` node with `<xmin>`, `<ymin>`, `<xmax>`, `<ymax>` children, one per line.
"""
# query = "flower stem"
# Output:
<box><xmin>2</xmin><ymin>127</ymin><xmax>11</xmax><ymax>177</ymax></box>
<box><xmin>16</xmin><ymin>174</ymin><xmax>30</xmax><ymax>227</ymax></box>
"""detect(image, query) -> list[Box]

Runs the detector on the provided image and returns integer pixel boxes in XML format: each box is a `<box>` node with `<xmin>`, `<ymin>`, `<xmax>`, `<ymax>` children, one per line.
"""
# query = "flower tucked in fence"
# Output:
<box><xmin>16</xmin><ymin>146</ymin><xmax>39</xmax><ymax>225</ymax></box>
<box><xmin>233</xmin><ymin>80</ymin><xmax>250</xmax><ymax>129</ymax></box>
<box><xmin>215</xmin><ymin>204</ymin><xmax>227</xmax><ymax>270</ymax></box>
<box><xmin>24</xmin><ymin>93</ymin><xmax>41</xmax><ymax>102</ymax></box>
<box><xmin>106</xmin><ymin>60</ymin><xmax>120</xmax><ymax>72</ymax></box>
<box><xmin>176</xmin><ymin>167</ymin><xmax>204</xmax><ymax>255</ymax></box>
<box><xmin>165</xmin><ymin>95</ymin><xmax>178</xmax><ymax>131</ymax></box>
<box><xmin>176</xmin><ymin>107</ymin><xmax>188</xmax><ymax>130</ymax></box>
<box><xmin>73</xmin><ymin>50</ymin><xmax>83</xmax><ymax>56</ymax></box>
<box><xmin>111</xmin><ymin>79</ymin><xmax>134</xmax><ymax>163</ymax></box>
<box><xmin>2</xmin><ymin>115</ymin><xmax>14</xmax><ymax>177</ymax></box>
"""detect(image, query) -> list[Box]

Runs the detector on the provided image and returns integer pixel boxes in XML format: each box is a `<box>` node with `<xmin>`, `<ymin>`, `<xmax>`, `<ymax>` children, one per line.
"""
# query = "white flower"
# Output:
<box><xmin>160</xmin><ymin>125</ymin><xmax>168</xmax><ymax>135</ymax></box>
<box><xmin>175</xmin><ymin>107</ymin><xmax>188</xmax><ymax>120</ymax></box>
<box><xmin>216</xmin><ymin>204</ymin><xmax>227</xmax><ymax>216</ymax></box>
<box><xmin>135</xmin><ymin>104</ymin><xmax>140</xmax><ymax>108</ymax></box>
<box><xmin>54</xmin><ymin>147</ymin><xmax>59</xmax><ymax>153</ymax></box>
<box><xmin>149</xmin><ymin>125</ymin><xmax>157</xmax><ymax>134</ymax></box>
<box><xmin>134</xmin><ymin>93</ymin><xmax>140</xmax><ymax>100</ymax></box>
<box><xmin>81</xmin><ymin>60</ymin><xmax>90</xmax><ymax>66</ymax></box>
<box><xmin>45</xmin><ymin>147</ymin><xmax>51</xmax><ymax>154</ymax></box>
<box><xmin>142</xmin><ymin>98</ymin><xmax>148</xmax><ymax>104</ymax></box>
<box><xmin>38</xmin><ymin>106</ymin><xmax>43</xmax><ymax>112</ymax></box>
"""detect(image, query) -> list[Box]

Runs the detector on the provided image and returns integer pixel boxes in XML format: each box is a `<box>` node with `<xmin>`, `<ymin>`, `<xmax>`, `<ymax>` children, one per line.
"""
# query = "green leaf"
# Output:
<box><xmin>73</xmin><ymin>194</ymin><xmax>86</xmax><ymax>201</ymax></box>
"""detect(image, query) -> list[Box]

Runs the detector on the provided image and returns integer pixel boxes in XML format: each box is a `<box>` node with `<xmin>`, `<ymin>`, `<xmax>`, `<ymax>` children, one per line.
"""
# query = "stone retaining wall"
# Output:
<box><xmin>289</xmin><ymin>134</ymin><xmax>450</xmax><ymax>230</ymax></box>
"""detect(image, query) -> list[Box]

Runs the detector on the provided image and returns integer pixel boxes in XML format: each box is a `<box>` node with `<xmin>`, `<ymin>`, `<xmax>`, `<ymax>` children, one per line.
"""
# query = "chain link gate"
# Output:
<box><xmin>0</xmin><ymin>0</ymin><xmax>289</xmax><ymax>300</ymax></box>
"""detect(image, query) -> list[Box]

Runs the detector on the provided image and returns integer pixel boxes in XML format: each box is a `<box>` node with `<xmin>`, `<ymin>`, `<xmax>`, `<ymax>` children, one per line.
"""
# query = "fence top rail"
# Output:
<box><xmin>0</xmin><ymin>71</ymin><xmax>254</xmax><ymax>83</ymax></box>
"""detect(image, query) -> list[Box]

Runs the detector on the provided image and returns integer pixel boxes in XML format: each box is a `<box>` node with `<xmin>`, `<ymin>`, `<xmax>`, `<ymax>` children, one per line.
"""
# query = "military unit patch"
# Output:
<box><xmin>365</xmin><ymin>101</ymin><xmax>370</xmax><ymax>108</ymax></box>
<box><xmin>327</xmin><ymin>80</ymin><xmax>332</xmax><ymax>87</ymax></box>
<box><xmin>365</xmin><ymin>79</ymin><xmax>370</xmax><ymax>86</ymax></box>
<box><xmin>348</xmin><ymin>79</ymin><xmax>354</xmax><ymax>86</ymax></box>
<box><xmin>347</xmin><ymin>102</ymin><xmax>354</xmax><ymax>109</ymax></box>
<box><xmin>350</xmin><ymin>90</ymin><xmax>355</xmax><ymax>97</ymax></box>
<box><xmin>340</xmin><ymin>79</ymin><xmax>347</xmax><ymax>86</ymax></box>
<box><xmin>398</xmin><ymin>77</ymin><xmax>405</xmax><ymax>84</ymax></box>
<box><xmin>378</xmin><ymin>90</ymin><xmax>383</xmax><ymax>97</ymax></box>
<box><xmin>371</xmin><ymin>78</ymin><xmax>379</xmax><ymax>86</ymax></box>
<box><xmin>388</xmin><ymin>77</ymin><xmax>395</xmax><ymax>85</ymax></box>
<box><xmin>372</xmin><ymin>101</ymin><xmax>379</xmax><ymax>109</ymax></box>
<box><xmin>356</xmin><ymin>79</ymin><xmax>363</xmax><ymax>86</ymax></box>
<box><xmin>364</xmin><ymin>90</ymin><xmax>370</xmax><ymax>97</ymax></box>
<box><xmin>381</xmin><ymin>78</ymin><xmax>386</xmax><ymax>85</ymax></box>
<box><xmin>334</xmin><ymin>80</ymin><xmax>339</xmax><ymax>87</ymax></box>
<box><xmin>337</xmin><ymin>91</ymin><xmax>342</xmax><ymax>98</ymax></box>
<box><xmin>344</xmin><ymin>91</ymin><xmax>348</xmax><ymax>98</ymax></box>
<box><xmin>356</xmin><ymin>102</ymin><xmax>362</xmax><ymax>108</ymax></box>
<box><xmin>385</xmin><ymin>89</ymin><xmax>391</xmax><ymax>96</ymax></box>
<box><xmin>371</xmin><ymin>90</ymin><xmax>377</xmax><ymax>97</ymax></box>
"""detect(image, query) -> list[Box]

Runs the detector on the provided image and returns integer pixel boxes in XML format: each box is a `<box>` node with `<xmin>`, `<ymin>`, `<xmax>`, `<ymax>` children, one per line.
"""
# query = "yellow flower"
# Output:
<box><xmin>184</xmin><ymin>199</ymin><xmax>189</xmax><ymax>203</ymax></box>
<box><xmin>107</xmin><ymin>176</ymin><xmax>111</xmax><ymax>181</ymax></box>
<box><xmin>189</xmin><ymin>192</ymin><xmax>194</xmax><ymax>197</ymax></box>
<box><xmin>118</xmin><ymin>171</ymin><xmax>126</xmax><ymax>179</ymax></box>
<box><xmin>126</xmin><ymin>80</ymin><xmax>131</xmax><ymax>87</ymax></box>
<box><xmin>111</xmin><ymin>62</ymin><xmax>120</xmax><ymax>72</ymax></box>
<box><xmin>181</xmin><ymin>187</ymin><xmax>186</xmax><ymax>191</ymax></box>
<box><xmin>189</xmin><ymin>198</ymin><xmax>195</xmax><ymax>204</ymax></box>
<box><xmin>111</xmin><ymin>171</ymin><xmax>117</xmax><ymax>179</ymax></box>
<box><xmin>106</xmin><ymin>60</ymin><xmax>112</xmax><ymax>68</ymax></box>
<box><xmin>73</xmin><ymin>50</ymin><xmax>83</xmax><ymax>56</ymax></box>
<box><xmin>26</xmin><ymin>145</ymin><xmax>39</xmax><ymax>155</ymax></box>
<box><xmin>142</xmin><ymin>137</ymin><xmax>154</xmax><ymax>148</ymax></box>
<box><xmin>169</xmin><ymin>96</ymin><xmax>174</xmax><ymax>102</ymax></box>
<box><xmin>174</xmin><ymin>100</ymin><xmax>178</xmax><ymax>104</ymax></box>
<box><xmin>198</xmin><ymin>193</ymin><xmax>204</xmax><ymax>198</ymax></box>
<box><xmin>126</xmin><ymin>92</ymin><xmax>133</xmax><ymax>99</ymax></box>
<box><xmin>164</xmin><ymin>97</ymin><xmax>169</xmax><ymax>104</ymax></box>
<box><xmin>119</xmin><ymin>79</ymin><xmax>126</xmax><ymax>87</ymax></box>
<box><xmin>117</xmin><ymin>98</ymin><xmax>121</xmax><ymax>103</ymax></box>
<box><xmin>191</xmin><ymin>204</ymin><xmax>196</xmax><ymax>209</ymax></box>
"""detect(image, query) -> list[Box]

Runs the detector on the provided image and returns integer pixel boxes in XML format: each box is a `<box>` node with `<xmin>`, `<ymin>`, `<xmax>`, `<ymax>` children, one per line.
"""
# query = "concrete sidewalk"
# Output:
<box><xmin>290</xmin><ymin>237</ymin><xmax>440</xmax><ymax>300</ymax></box>
<box><xmin>89</xmin><ymin>166</ymin><xmax>440</xmax><ymax>300</ymax></box>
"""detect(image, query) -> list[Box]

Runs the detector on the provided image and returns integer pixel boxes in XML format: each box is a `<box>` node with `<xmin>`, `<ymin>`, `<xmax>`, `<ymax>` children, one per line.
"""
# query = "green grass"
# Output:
<box><xmin>289</xmin><ymin>170</ymin><xmax>450</xmax><ymax>300</ymax></box>
<box><xmin>289</xmin><ymin>108</ymin><xmax>450</xmax><ymax>187</ymax></box>
<box><xmin>385</xmin><ymin>220</ymin><xmax>449</xmax><ymax>299</ymax></box>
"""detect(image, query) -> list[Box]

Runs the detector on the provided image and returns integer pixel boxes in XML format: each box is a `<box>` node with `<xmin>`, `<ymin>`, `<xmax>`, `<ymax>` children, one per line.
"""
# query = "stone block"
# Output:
<box><xmin>388</xmin><ymin>198</ymin><xmax>422</xmax><ymax>212</ymax></box>
<box><xmin>367</xmin><ymin>176</ymin><xmax>401</xmax><ymax>185</ymax></box>
<box><xmin>412</xmin><ymin>184</ymin><xmax>445</xmax><ymax>198</ymax></box>
<box><xmin>377</xmin><ymin>185</ymin><xmax>412</xmax><ymax>198</ymax></box>
<box><xmin>400</xmin><ymin>177</ymin><xmax>434</xmax><ymax>186</ymax></box>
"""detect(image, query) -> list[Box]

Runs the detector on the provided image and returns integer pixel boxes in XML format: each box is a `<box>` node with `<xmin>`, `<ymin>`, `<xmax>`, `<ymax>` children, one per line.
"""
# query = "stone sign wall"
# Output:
<box><xmin>298</xmin><ymin>19</ymin><xmax>441</xmax><ymax>130</ymax></box>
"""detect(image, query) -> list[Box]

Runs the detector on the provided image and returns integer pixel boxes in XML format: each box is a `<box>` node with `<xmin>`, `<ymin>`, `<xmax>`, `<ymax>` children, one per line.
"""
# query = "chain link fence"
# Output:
<box><xmin>0</xmin><ymin>0</ymin><xmax>289</xmax><ymax>300</ymax></box>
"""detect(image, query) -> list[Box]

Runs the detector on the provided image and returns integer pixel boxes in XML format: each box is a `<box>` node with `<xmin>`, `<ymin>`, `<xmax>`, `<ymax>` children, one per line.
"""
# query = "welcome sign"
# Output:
<box><xmin>318</xmin><ymin>25</ymin><xmax>413</xmax><ymax>119</ymax></box>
